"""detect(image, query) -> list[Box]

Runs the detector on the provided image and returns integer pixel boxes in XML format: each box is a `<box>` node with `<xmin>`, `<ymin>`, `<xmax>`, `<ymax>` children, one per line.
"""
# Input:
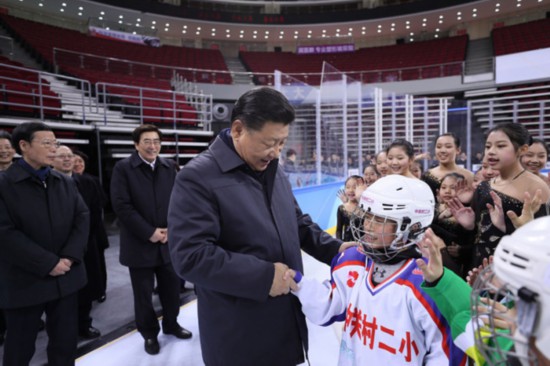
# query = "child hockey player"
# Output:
<box><xmin>288</xmin><ymin>175</ymin><xmax>467</xmax><ymax>365</ymax></box>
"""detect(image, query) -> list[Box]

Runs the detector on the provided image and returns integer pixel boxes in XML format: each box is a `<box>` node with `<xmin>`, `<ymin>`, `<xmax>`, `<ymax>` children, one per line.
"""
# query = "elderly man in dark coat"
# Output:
<box><xmin>0</xmin><ymin>122</ymin><xmax>89</xmax><ymax>366</ymax></box>
<box><xmin>110</xmin><ymin>124</ymin><xmax>192</xmax><ymax>356</ymax></box>
<box><xmin>168</xmin><ymin>87</ymin><xmax>349</xmax><ymax>366</ymax></box>
<box><xmin>51</xmin><ymin>145</ymin><xmax>107</xmax><ymax>340</ymax></box>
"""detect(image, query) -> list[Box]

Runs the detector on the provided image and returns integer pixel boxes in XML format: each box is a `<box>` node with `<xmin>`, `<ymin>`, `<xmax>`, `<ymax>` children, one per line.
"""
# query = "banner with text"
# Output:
<box><xmin>88</xmin><ymin>26</ymin><xmax>160</xmax><ymax>47</ymax></box>
<box><xmin>296</xmin><ymin>44</ymin><xmax>354</xmax><ymax>55</ymax></box>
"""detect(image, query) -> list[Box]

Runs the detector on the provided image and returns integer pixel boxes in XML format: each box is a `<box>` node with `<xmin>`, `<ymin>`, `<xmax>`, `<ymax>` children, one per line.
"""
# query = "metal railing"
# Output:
<box><xmin>0</xmin><ymin>62</ymin><xmax>92</xmax><ymax>122</ymax></box>
<box><xmin>95</xmin><ymin>81</ymin><xmax>213</xmax><ymax>130</ymax></box>
<box><xmin>52</xmin><ymin>47</ymin><xmax>465</xmax><ymax>86</ymax></box>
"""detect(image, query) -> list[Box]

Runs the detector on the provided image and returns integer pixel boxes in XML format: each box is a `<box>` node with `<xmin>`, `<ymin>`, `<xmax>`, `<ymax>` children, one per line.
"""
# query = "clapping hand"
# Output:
<box><xmin>486</xmin><ymin>191</ymin><xmax>506</xmax><ymax>233</ymax></box>
<box><xmin>447</xmin><ymin>198</ymin><xmax>475</xmax><ymax>230</ymax></box>
<box><xmin>337</xmin><ymin>189</ymin><xmax>348</xmax><ymax>204</ymax></box>
<box><xmin>455</xmin><ymin>178</ymin><xmax>474</xmax><ymax>204</ymax></box>
<box><xmin>507</xmin><ymin>189</ymin><xmax>542</xmax><ymax>229</ymax></box>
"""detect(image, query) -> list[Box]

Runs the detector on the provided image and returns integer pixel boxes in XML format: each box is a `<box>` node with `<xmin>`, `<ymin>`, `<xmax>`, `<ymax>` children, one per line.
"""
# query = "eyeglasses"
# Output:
<box><xmin>34</xmin><ymin>139</ymin><xmax>61</xmax><ymax>149</ymax></box>
<box><xmin>56</xmin><ymin>154</ymin><xmax>74</xmax><ymax>160</ymax></box>
<box><xmin>142</xmin><ymin>139</ymin><xmax>161</xmax><ymax>146</ymax></box>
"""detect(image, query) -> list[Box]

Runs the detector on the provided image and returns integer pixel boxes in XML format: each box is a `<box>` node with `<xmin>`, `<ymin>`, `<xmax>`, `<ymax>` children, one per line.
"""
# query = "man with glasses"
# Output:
<box><xmin>52</xmin><ymin>145</ymin><xmax>105</xmax><ymax>341</ymax></box>
<box><xmin>110</xmin><ymin>124</ymin><xmax>192</xmax><ymax>356</ymax></box>
<box><xmin>0</xmin><ymin>122</ymin><xmax>89</xmax><ymax>366</ymax></box>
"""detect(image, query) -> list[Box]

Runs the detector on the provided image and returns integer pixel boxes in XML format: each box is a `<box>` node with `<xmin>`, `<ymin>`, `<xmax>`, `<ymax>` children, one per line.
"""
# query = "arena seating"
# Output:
<box><xmin>240</xmin><ymin>35</ymin><xmax>468</xmax><ymax>85</ymax></box>
<box><xmin>0</xmin><ymin>13</ymin><xmax>232</xmax><ymax>85</ymax></box>
<box><xmin>0</xmin><ymin>56</ymin><xmax>62</xmax><ymax>118</ymax></box>
<box><xmin>493</xmin><ymin>18</ymin><xmax>550</xmax><ymax>56</ymax></box>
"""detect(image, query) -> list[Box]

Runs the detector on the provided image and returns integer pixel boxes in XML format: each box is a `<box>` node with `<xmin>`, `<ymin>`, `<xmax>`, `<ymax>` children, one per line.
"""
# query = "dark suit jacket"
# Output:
<box><xmin>0</xmin><ymin>163</ymin><xmax>89</xmax><ymax>309</ymax></box>
<box><xmin>168</xmin><ymin>136</ymin><xmax>341</xmax><ymax>366</ymax></box>
<box><xmin>110</xmin><ymin>151</ymin><xmax>177</xmax><ymax>268</ymax></box>
<box><xmin>74</xmin><ymin>173</ymin><xmax>108</xmax><ymax>301</ymax></box>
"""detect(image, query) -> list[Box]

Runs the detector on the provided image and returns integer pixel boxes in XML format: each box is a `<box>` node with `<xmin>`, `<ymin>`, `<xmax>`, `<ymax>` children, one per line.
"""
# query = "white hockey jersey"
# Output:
<box><xmin>293</xmin><ymin>247</ymin><xmax>467</xmax><ymax>366</ymax></box>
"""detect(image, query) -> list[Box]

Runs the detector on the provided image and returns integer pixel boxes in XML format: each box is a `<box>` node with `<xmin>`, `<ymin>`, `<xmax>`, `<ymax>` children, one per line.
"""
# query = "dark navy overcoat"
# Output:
<box><xmin>0</xmin><ymin>163</ymin><xmax>89</xmax><ymax>309</ymax></box>
<box><xmin>168</xmin><ymin>135</ymin><xmax>341</xmax><ymax>366</ymax></box>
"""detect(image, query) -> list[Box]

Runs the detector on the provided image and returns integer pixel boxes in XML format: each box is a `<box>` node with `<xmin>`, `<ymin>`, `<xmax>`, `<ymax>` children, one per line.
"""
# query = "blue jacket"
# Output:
<box><xmin>168</xmin><ymin>135</ymin><xmax>341</xmax><ymax>366</ymax></box>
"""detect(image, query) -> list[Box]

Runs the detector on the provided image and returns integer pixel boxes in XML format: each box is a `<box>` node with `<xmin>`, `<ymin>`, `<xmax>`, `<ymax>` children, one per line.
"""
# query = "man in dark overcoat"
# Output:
<box><xmin>52</xmin><ymin>145</ymin><xmax>106</xmax><ymax>340</ymax></box>
<box><xmin>0</xmin><ymin>122</ymin><xmax>89</xmax><ymax>366</ymax></box>
<box><xmin>168</xmin><ymin>87</ymin><xmax>350</xmax><ymax>366</ymax></box>
<box><xmin>110</xmin><ymin>124</ymin><xmax>192</xmax><ymax>356</ymax></box>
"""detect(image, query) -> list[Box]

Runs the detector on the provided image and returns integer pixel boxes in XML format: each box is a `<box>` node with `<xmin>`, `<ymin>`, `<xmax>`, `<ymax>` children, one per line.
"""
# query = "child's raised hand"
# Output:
<box><xmin>337</xmin><ymin>189</ymin><xmax>348</xmax><ymax>204</ymax></box>
<box><xmin>487</xmin><ymin>190</ymin><xmax>506</xmax><ymax>233</ymax></box>
<box><xmin>416</xmin><ymin>228</ymin><xmax>444</xmax><ymax>283</ymax></box>
<box><xmin>456</xmin><ymin>177</ymin><xmax>474</xmax><ymax>204</ymax></box>
<box><xmin>466</xmin><ymin>256</ymin><xmax>492</xmax><ymax>287</ymax></box>
<box><xmin>507</xmin><ymin>189</ymin><xmax>542</xmax><ymax>229</ymax></box>
<box><xmin>448</xmin><ymin>197</ymin><xmax>475</xmax><ymax>230</ymax></box>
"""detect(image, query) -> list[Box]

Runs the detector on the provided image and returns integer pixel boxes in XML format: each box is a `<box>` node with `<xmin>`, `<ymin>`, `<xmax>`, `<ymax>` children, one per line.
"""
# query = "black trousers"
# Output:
<box><xmin>3</xmin><ymin>292</ymin><xmax>78</xmax><ymax>366</ymax></box>
<box><xmin>129</xmin><ymin>263</ymin><xmax>181</xmax><ymax>339</ymax></box>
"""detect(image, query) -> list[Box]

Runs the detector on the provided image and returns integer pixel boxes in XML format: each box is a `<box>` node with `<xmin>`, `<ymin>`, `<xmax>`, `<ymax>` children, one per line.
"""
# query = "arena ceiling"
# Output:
<box><xmin>2</xmin><ymin>0</ymin><xmax>549</xmax><ymax>43</ymax></box>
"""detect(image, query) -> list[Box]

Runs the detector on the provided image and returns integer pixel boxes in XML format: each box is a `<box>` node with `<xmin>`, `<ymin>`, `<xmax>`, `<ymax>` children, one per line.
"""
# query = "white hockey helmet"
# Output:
<box><xmin>471</xmin><ymin>216</ymin><xmax>550</xmax><ymax>365</ymax></box>
<box><xmin>350</xmin><ymin>175</ymin><xmax>435</xmax><ymax>261</ymax></box>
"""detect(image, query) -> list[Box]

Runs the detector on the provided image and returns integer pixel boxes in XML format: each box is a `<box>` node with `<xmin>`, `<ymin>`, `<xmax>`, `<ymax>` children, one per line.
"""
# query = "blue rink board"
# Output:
<box><xmin>293</xmin><ymin>181</ymin><xmax>344</xmax><ymax>233</ymax></box>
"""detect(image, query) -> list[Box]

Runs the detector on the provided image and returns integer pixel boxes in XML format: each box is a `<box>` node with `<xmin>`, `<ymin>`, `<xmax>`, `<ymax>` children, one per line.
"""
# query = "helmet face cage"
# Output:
<box><xmin>471</xmin><ymin>265</ymin><xmax>539</xmax><ymax>366</ymax></box>
<box><xmin>350</xmin><ymin>206</ymin><xmax>426</xmax><ymax>262</ymax></box>
<box><xmin>350</xmin><ymin>175</ymin><xmax>434</xmax><ymax>262</ymax></box>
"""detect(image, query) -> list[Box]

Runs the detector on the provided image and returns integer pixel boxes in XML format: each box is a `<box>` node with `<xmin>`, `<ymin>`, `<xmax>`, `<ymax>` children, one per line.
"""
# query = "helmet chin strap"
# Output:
<box><xmin>366</xmin><ymin>245</ymin><xmax>422</xmax><ymax>264</ymax></box>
